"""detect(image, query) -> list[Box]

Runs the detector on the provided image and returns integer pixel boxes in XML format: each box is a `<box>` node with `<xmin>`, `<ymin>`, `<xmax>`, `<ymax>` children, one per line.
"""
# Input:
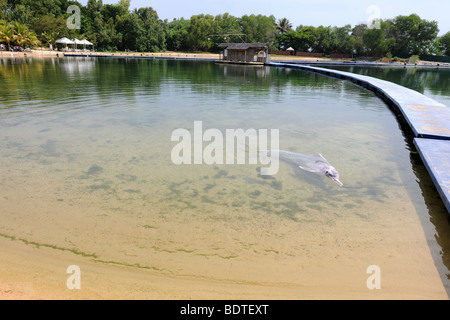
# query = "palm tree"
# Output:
<box><xmin>22</xmin><ymin>31</ymin><xmax>41</xmax><ymax>49</ymax></box>
<box><xmin>14</xmin><ymin>22</ymin><xmax>41</xmax><ymax>49</ymax></box>
<box><xmin>276</xmin><ymin>18</ymin><xmax>293</xmax><ymax>34</ymax></box>
<box><xmin>0</xmin><ymin>21</ymin><xmax>16</xmax><ymax>51</ymax></box>
<box><xmin>41</xmin><ymin>31</ymin><xmax>59</xmax><ymax>49</ymax></box>
<box><xmin>12</xmin><ymin>21</ymin><xmax>27</xmax><ymax>46</ymax></box>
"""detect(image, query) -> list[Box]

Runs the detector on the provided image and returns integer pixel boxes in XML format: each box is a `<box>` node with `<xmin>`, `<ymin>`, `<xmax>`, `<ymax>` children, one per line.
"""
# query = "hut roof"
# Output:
<box><xmin>218</xmin><ymin>43</ymin><xmax>268</xmax><ymax>50</ymax></box>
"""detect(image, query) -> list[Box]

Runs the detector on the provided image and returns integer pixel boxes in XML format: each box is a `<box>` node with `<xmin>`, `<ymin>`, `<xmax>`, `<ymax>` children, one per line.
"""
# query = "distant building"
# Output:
<box><xmin>217</xmin><ymin>43</ymin><xmax>270</xmax><ymax>65</ymax></box>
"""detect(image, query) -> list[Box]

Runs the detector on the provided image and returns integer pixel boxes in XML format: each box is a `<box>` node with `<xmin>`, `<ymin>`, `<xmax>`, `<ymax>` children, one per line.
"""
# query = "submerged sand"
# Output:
<box><xmin>0</xmin><ymin>54</ymin><xmax>448</xmax><ymax>300</ymax></box>
<box><xmin>1</xmin><ymin>152</ymin><xmax>448</xmax><ymax>299</ymax></box>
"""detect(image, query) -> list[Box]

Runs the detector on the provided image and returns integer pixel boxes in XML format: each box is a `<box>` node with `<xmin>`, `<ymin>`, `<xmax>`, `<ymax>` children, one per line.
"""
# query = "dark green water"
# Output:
<box><xmin>325</xmin><ymin>65</ymin><xmax>450</xmax><ymax>107</ymax></box>
<box><xmin>0</xmin><ymin>57</ymin><xmax>449</xmax><ymax>298</ymax></box>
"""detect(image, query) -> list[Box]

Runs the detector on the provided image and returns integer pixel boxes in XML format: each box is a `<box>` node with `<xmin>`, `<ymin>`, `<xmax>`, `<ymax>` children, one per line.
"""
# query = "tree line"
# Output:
<box><xmin>1</xmin><ymin>0</ymin><xmax>449</xmax><ymax>57</ymax></box>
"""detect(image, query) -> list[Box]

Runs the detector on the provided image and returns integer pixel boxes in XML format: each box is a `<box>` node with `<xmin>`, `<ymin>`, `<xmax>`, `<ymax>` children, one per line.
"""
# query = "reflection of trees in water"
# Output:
<box><xmin>0</xmin><ymin>57</ymin><xmax>163</xmax><ymax>107</ymax></box>
<box><xmin>0</xmin><ymin>57</ymin><xmax>48</xmax><ymax>107</ymax></box>
<box><xmin>0</xmin><ymin>57</ymin><xmax>99</xmax><ymax>106</ymax></box>
<box><xmin>329</xmin><ymin>66</ymin><xmax>450</xmax><ymax>99</ymax></box>
<box><xmin>2</xmin><ymin>58</ymin><xmax>396</xmax><ymax>110</ymax></box>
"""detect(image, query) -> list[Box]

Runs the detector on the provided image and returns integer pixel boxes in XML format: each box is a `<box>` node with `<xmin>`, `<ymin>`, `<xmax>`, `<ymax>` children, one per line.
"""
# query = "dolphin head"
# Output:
<box><xmin>323</xmin><ymin>167</ymin><xmax>343</xmax><ymax>187</ymax></box>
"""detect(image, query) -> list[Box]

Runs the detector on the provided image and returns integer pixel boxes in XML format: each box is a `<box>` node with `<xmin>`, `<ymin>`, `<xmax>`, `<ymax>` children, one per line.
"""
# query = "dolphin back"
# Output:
<box><xmin>267</xmin><ymin>150</ymin><xmax>329</xmax><ymax>171</ymax></box>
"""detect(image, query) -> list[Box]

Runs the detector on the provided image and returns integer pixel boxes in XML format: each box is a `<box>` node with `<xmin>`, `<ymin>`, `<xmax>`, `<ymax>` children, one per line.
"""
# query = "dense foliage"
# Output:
<box><xmin>0</xmin><ymin>0</ymin><xmax>448</xmax><ymax>57</ymax></box>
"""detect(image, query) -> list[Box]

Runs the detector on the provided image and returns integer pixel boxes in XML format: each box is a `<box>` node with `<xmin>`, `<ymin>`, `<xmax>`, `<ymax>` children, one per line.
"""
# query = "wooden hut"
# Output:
<box><xmin>217</xmin><ymin>43</ymin><xmax>270</xmax><ymax>65</ymax></box>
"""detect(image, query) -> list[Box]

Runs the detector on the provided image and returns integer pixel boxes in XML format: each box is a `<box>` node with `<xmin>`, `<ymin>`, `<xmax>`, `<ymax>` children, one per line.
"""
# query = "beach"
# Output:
<box><xmin>2</xmin><ymin>49</ymin><xmax>448</xmax><ymax>67</ymax></box>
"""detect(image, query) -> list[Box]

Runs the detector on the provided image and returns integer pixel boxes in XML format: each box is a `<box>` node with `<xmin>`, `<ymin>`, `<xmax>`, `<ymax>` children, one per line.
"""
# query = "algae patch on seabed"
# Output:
<box><xmin>0</xmin><ymin>233</ymin><xmax>98</xmax><ymax>258</ymax></box>
<box><xmin>85</xmin><ymin>164</ymin><xmax>103</xmax><ymax>176</ymax></box>
<box><xmin>250</xmin><ymin>200</ymin><xmax>304</xmax><ymax>221</ymax></box>
<box><xmin>79</xmin><ymin>164</ymin><xmax>104</xmax><ymax>179</ymax></box>
<box><xmin>116</xmin><ymin>173</ymin><xmax>138</xmax><ymax>182</ymax></box>
<box><xmin>244</xmin><ymin>176</ymin><xmax>283</xmax><ymax>191</ymax></box>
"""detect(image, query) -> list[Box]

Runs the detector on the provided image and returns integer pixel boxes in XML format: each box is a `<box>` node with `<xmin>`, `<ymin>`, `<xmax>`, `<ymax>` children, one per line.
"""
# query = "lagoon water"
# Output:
<box><xmin>0</xmin><ymin>57</ymin><xmax>449</xmax><ymax>299</ymax></box>
<box><xmin>326</xmin><ymin>65</ymin><xmax>450</xmax><ymax>107</ymax></box>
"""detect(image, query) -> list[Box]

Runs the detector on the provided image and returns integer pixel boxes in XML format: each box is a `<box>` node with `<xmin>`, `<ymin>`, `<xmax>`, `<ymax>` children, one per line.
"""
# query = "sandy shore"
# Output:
<box><xmin>1</xmin><ymin>49</ymin><xmax>318</xmax><ymax>60</ymax></box>
<box><xmin>0</xmin><ymin>49</ymin><xmax>354</xmax><ymax>63</ymax></box>
<box><xmin>2</xmin><ymin>49</ymin><xmax>447</xmax><ymax>67</ymax></box>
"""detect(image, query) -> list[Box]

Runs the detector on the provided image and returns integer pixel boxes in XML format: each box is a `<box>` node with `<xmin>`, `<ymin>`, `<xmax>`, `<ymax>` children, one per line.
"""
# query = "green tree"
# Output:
<box><xmin>0</xmin><ymin>0</ymin><xmax>8</xmax><ymax>20</ymax></box>
<box><xmin>11</xmin><ymin>20</ymin><xmax>26</xmax><ymax>45</ymax></box>
<box><xmin>87</xmin><ymin>0</ymin><xmax>103</xmax><ymax>14</ymax></box>
<box><xmin>135</xmin><ymin>7</ymin><xmax>165</xmax><ymax>52</ymax></box>
<box><xmin>165</xmin><ymin>18</ymin><xmax>189</xmax><ymax>51</ymax></box>
<box><xmin>101</xmin><ymin>0</ymin><xmax>129</xmax><ymax>24</ymax></box>
<box><xmin>2</xmin><ymin>1</ymin><xmax>444</xmax><ymax>56</ymax></box>
<box><xmin>187</xmin><ymin>14</ymin><xmax>215</xmax><ymax>51</ymax></box>
<box><xmin>9</xmin><ymin>4</ymin><xmax>33</xmax><ymax>25</ymax></box>
<box><xmin>363</xmin><ymin>27</ymin><xmax>385</xmax><ymax>56</ymax></box>
<box><xmin>439</xmin><ymin>31</ymin><xmax>450</xmax><ymax>56</ymax></box>
<box><xmin>21</xmin><ymin>29</ymin><xmax>40</xmax><ymax>48</ymax></box>
<box><xmin>276</xmin><ymin>26</ymin><xmax>316</xmax><ymax>52</ymax></box>
<box><xmin>41</xmin><ymin>30</ymin><xmax>60</xmax><ymax>48</ymax></box>
<box><xmin>311</xmin><ymin>25</ymin><xmax>333</xmax><ymax>54</ymax></box>
<box><xmin>88</xmin><ymin>15</ymin><xmax>121</xmax><ymax>51</ymax></box>
<box><xmin>7</xmin><ymin>0</ymin><xmax>73</xmax><ymax>24</ymax></box>
<box><xmin>392</xmin><ymin>14</ymin><xmax>439</xmax><ymax>55</ymax></box>
<box><xmin>295</xmin><ymin>26</ymin><xmax>316</xmax><ymax>51</ymax></box>
<box><xmin>214</xmin><ymin>13</ymin><xmax>240</xmax><ymax>35</ymax></box>
<box><xmin>116</xmin><ymin>11</ymin><xmax>140</xmax><ymax>51</ymax></box>
<box><xmin>239</xmin><ymin>14</ymin><xmax>277</xmax><ymax>44</ymax></box>
<box><xmin>206</xmin><ymin>13</ymin><xmax>242</xmax><ymax>49</ymax></box>
<box><xmin>0</xmin><ymin>20</ymin><xmax>15</xmax><ymax>50</ymax></box>
<box><xmin>331</xmin><ymin>25</ymin><xmax>353</xmax><ymax>53</ymax></box>
<box><xmin>276</xmin><ymin>29</ymin><xmax>297</xmax><ymax>50</ymax></box>
<box><xmin>362</xmin><ymin>20</ymin><xmax>395</xmax><ymax>57</ymax></box>
<box><xmin>351</xmin><ymin>24</ymin><xmax>367</xmax><ymax>55</ymax></box>
<box><xmin>32</xmin><ymin>15</ymin><xmax>67</xmax><ymax>42</ymax></box>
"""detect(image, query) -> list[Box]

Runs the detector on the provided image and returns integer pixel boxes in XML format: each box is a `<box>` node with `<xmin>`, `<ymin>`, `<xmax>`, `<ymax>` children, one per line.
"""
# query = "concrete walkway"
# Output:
<box><xmin>268</xmin><ymin>62</ymin><xmax>450</xmax><ymax>140</ymax></box>
<box><xmin>414</xmin><ymin>139</ymin><xmax>450</xmax><ymax>213</ymax></box>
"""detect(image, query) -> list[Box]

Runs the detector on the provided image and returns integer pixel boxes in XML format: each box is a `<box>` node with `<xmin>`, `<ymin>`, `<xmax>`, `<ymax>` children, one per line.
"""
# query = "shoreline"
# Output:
<box><xmin>1</xmin><ymin>49</ymin><xmax>448</xmax><ymax>67</ymax></box>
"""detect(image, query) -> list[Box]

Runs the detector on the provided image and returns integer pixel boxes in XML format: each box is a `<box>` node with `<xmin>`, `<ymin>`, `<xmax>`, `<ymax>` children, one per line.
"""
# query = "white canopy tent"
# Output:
<box><xmin>55</xmin><ymin>38</ymin><xmax>94</xmax><ymax>51</ymax></box>
<box><xmin>55</xmin><ymin>37</ymin><xmax>75</xmax><ymax>51</ymax></box>
<box><xmin>55</xmin><ymin>37</ymin><xmax>75</xmax><ymax>45</ymax></box>
<box><xmin>73</xmin><ymin>38</ymin><xmax>84</xmax><ymax>51</ymax></box>
<box><xmin>73</xmin><ymin>38</ymin><xmax>83</xmax><ymax>46</ymax></box>
<box><xmin>81</xmin><ymin>39</ymin><xmax>93</xmax><ymax>46</ymax></box>
<box><xmin>80</xmin><ymin>39</ymin><xmax>94</xmax><ymax>51</ymax></box>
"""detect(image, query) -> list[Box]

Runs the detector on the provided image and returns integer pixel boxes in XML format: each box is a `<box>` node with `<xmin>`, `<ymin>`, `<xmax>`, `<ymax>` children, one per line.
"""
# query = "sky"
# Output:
<box><xmin>79</xmin><ymin>0</ymin><xmax>450</xmax><ymax>35</ymax></box>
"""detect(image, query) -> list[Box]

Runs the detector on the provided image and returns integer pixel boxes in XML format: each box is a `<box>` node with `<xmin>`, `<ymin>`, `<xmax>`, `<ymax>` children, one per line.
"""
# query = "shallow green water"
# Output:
<box><xmin>0</xmin><ymin>57</ymin><xmax>449</xmax><ymax>297</ymax></box>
